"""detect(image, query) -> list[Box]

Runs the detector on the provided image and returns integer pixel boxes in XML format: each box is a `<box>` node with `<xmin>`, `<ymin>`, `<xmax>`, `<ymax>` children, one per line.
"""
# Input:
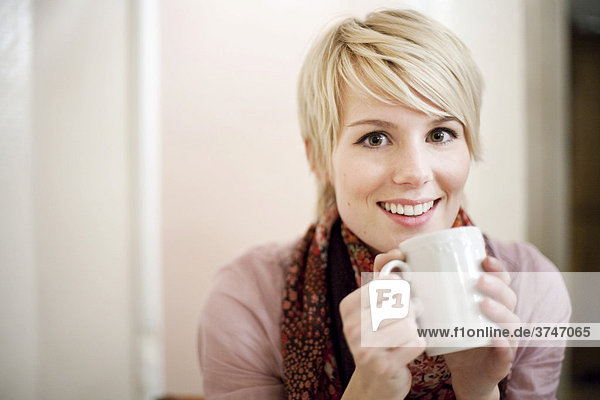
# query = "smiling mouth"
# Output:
<box><xmin>378</xmin><ymin>199</ymin><xmax>440</xmax><ymax>216</ymax></box>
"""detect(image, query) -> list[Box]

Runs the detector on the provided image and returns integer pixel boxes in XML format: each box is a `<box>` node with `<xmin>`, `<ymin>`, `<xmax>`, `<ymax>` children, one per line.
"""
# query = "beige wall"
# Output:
<box><xmin>1</xmin><ymin>1</ymin><xmax>137</xmax><ymax>399</ymax></box>
<box><xmin>0</xmin><ymin>1</ymin><xmax>36</xmax><ymax>398</ymax></box>
<box><xmin>34</xmin><ymin>1</ymin><xmax>136</xmax><ymax>398</ymax></box>
<box><xmin>161</xmin><ymin>0</ymin><xmax>568</xmax><ymax>395</ymax></box>
<box><xmin>525</xmin><ymin>0</ymin><xmax>570</xmax><ymax>271</ymax></box>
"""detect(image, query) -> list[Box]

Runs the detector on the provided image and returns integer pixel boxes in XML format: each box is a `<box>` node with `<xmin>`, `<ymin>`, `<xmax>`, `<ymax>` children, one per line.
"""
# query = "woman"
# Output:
<box><xmin>198</xmin><ymin>9</ymin><xmax>570</xmax><ymax>399</ymax></box>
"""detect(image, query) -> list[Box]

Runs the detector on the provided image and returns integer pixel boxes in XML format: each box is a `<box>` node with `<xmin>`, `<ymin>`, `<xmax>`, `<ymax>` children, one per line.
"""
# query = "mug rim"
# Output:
<box><xmin>399</xmin><ymin>226</ymin><xmax>482</xmax><ymax>251</ymax></box>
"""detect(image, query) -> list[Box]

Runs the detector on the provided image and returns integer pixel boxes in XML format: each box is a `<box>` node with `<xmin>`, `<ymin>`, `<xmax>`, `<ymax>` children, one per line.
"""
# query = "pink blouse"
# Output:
<box><xmin>198</xmin><ymin>238</ymin><xmax>571</xmax><ymax>399</ymax></box>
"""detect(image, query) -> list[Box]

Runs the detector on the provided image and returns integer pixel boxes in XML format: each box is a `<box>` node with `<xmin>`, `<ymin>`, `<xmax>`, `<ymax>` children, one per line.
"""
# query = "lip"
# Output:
<box><xmin>379</xmin><ymin>198</ymin><xmax>437</xmax><ymax>206</ymax></box>
<box><xmin>378</xmin><ymin>198</ymin><xmax>441</xmax><ymax>227</ymax></box>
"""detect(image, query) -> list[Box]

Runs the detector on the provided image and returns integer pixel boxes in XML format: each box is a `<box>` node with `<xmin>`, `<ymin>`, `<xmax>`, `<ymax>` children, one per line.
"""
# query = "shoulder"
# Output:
<box><xmin>212</xmin><ymin>241</ymin><xmax>296</xmax><ymax>301</ymax></box>
<box><xmin>198</xmin><ymin>240</ymin><xmax>298</xmax><ymax>398</ymax></box>
<box><xmin>200</xmin><ymin>239</ymin><xmax>298</xmax><ymax>338</ymax></box>
<box><xmin>487</xmin><ymin>237</ymin><xmax>558</xmax><ymax>274</ymax></box>
<box><xmin>201</xmin><ymin>240</ymin><xmax>295</xmax><ymax>337</ymax></box>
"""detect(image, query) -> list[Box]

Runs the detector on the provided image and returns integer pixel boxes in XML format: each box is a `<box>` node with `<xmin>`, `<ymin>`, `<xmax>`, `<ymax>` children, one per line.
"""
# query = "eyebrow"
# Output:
<box><xmin>345</xmin><ymin>116</ymin><xmax>460</xmax><ymax>128</ymax></box>
<box><xmin>432</xmin><ymin>116</ymin><xmax>461</xmax><ymax>124</ymax></box>
<box><xmin>345</xmin><ymin>119</ymin><xmax>397</xmax><ymax>129</ymax></box>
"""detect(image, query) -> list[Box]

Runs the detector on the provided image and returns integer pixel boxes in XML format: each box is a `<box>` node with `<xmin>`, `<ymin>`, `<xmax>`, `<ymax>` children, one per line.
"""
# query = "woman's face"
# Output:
<box><xmin>331</xmin><ymin>87</ymin><xmax>471</xmax><ymax>253</ymax></box>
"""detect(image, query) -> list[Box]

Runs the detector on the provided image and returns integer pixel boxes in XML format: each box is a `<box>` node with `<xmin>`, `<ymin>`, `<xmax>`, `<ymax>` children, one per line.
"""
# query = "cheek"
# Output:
<box><xmin>333</xmin><ymin>154</ymin><xmax>387</xmax><ymax>201</ymax></box>
<box><xmin>437</xmin><ymin>150</ymin><xmax>471</xmax><ymax>196</ymax></box>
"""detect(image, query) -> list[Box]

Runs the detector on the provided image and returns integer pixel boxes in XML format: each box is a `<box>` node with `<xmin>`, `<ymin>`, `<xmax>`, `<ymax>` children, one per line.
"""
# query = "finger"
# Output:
<box><xmin>340</xmin><ymin>286</ymin><xmax>373</xmax><ymax>348</ymax></box>
<box><xmin>355</xmin><ymin>348</ymin><xmax>415</xmax><ymax>382</ymax></box>
<box><xmin>491</xmin><ymin>332</ymin><xmax>519</xmax><ymax>359</ymax></box>
<box><xmin>480</xmin><ymin>297</ymin><xmax>520</xmax><ymax>322</ymax></box>
<box><xmin>361</xmin><ymin>307</ymin><xmax>420</xmax><ymax>348</ymax></box>
<box><xmin>361</xmin><ymin>317</ymin><xmax>419</xmax><ymax>350</ymax></box>
<box><xmin>373</xmin><ymin>249</ymin><xmax>406</xmax><ymax>272</ymax></box>
<box><xmin>353</xmin><ymin>346</ymin><xmax>379</xmax><ymax>367</ymax></box>
<box><xmin>482</xmin><ymin>323</ymin><xmax>519</xmax><ymax>358</ymax></box>
<box><xmin>477</xmin><ymin>273</ymin><xmax>518</xmax><ymax>312</ymax></box>
<box><xmin>480</xmin><ymin>297</ymin><xmax>521</xmax><ymax>326</ymax></box>
<box><xmin>489</xmin><ymin>337</ymin><xmax>517</xmax><ymax>361</ymax></box>
<box><xmin>371</xmin><ymin>306</ymin><xmax>418</xmax><ymax>336</ymax></box>
<box><xmin>386</xmin><ymin>336</ymin><xmax>427</xmax><ymax>362</ymax></box>
<box><xmin>480</xmin><ymin>296</ymin><xmax>521</xmax><ymax>351</ymax></box>
<box><xmin>339</xmin><ymin>285</ymin><xmax>365</xmax><ymax>319</ymax></box>
<box><xmin>357</xmin><ymin>319</ymin><xmax>425</xmax><ymax>365</ymax></box>
<box><xmin>482</xmin><ymin>257</ymin><xmax>511</xmax><ymax>285</ymax></box>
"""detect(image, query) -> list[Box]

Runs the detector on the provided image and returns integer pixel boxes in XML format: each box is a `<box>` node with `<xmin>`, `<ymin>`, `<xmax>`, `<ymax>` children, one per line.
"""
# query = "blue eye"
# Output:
<box><xmin>357</xmin><ymin>132</ymin><xmax>390</xmax><ymax>147</ymax></box>
<box><xmin>428</xmin><ymin>128</ymin><xmax>457</xmax><ymax>144</ymax></box>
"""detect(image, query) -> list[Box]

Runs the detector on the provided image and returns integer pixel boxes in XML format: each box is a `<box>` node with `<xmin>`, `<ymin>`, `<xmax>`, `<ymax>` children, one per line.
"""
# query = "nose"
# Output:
<box><xmin>391</xmin><ymin>142</ymin><xmax>432</xmax><ymax>187</ymax></box>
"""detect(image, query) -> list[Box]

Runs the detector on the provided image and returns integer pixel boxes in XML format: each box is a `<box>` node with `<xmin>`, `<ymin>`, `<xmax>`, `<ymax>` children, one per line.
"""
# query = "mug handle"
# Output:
<box><xmin>379</xmin><ymin>260</ymin><xmax>423</xmax><ymax>317</ymax></box>
<box><xmin>380</xmin><ymin>259</ymin><xmax>412</xmax><ymax>281</ymax></box>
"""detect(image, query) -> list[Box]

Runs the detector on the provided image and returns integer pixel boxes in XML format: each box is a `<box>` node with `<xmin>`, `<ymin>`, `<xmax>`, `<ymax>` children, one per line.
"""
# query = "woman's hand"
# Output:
<box><xmin>340</xmin><ymin>250</ymin><xmax>425</xmax><ymax>400</ymax></box>
<box><xmin>443</xmin><ymin>256</ymin><xmax>519</xmax><ymax>400</ymax></box>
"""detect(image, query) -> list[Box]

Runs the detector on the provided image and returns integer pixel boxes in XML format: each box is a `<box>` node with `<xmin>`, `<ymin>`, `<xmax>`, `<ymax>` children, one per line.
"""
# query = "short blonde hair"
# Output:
<box><xmin>297</xmin><ymin>9</ymin><xmax>484</xmax><ymax>216</ymax></box>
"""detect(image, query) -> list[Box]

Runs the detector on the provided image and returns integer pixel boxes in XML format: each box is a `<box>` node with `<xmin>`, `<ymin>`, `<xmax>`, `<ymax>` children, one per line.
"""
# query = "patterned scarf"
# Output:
<box><xmin>281</xmin><ymin>206</ymin><xmax>506</xmax><ymax>399</ymax></box>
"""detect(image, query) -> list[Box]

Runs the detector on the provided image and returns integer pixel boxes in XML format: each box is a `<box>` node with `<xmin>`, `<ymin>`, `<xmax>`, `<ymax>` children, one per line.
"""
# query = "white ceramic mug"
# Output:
<box><xmin>380</xmin><ymin>226</ymin><xmax>497</xmax><ymax>356</ymax></box>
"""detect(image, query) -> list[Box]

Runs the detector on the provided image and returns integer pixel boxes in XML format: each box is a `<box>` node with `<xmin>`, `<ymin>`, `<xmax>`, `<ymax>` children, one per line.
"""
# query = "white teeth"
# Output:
<box><xmin>381</xmin><ymin>200</ymin><xmax>435</xmax><ymax>216</ymax></box>
<box><xmin>423</xmin><ymin>201</ymin><xmax>431</xmax><ymax>212</ymax></box>
<box><xmin>413</xmin><ymin>204</ymin><xmax>423</xmax><ymax>216</ymax></box>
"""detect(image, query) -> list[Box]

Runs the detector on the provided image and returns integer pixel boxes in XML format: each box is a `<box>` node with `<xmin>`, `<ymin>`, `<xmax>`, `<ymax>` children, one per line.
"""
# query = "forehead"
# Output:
<box><xmin>341</xmin><ymin>77</ymin><xmax>451</xmax><ymax>110</ymax></box>
<box><xmin>339</xmin><ymin>84</ymin><xmax>458</xmax><ymax>127</ymax></box>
